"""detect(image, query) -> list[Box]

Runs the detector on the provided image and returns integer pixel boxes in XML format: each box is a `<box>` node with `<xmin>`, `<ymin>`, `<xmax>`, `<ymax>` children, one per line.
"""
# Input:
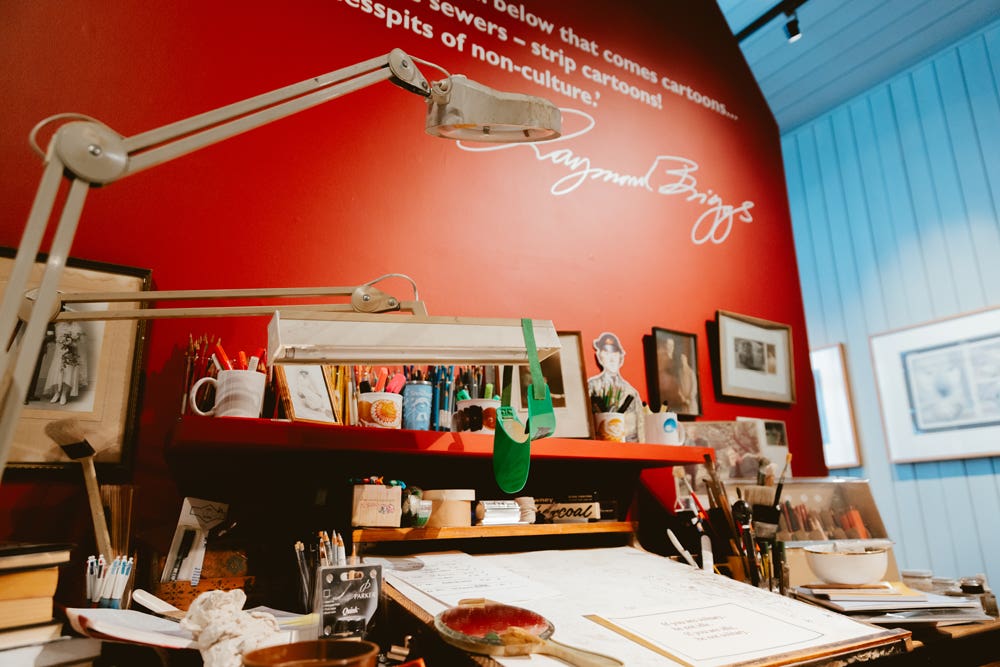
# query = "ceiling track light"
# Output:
<box><xmin>785</xmin><ymin>13</ymin><xmax>802</xmax><ymax>43</ymax></box>
<box><xmin>734</xmin><ymin>0</ymin><xmax>808</xmax><ymax>43</ymax></box>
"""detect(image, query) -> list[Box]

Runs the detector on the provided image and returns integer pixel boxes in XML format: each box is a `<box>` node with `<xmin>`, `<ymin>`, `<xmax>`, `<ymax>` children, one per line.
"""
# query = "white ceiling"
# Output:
<box><xmin>717</xmin><ymin>0</ymin><xmax>1000</xmax><ymax>132</ymax></box>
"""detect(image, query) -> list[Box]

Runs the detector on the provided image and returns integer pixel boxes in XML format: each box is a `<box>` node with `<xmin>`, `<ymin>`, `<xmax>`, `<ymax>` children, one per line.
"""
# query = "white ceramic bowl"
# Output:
<box><xmin>804</xmin><ymin>544</ymin><xmax>889</xmax><ymax>585</ymax></box>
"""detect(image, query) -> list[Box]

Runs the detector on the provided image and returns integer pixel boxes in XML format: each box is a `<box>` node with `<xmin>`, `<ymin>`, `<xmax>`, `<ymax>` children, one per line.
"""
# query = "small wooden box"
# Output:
<box><xmin>152</xmin><ymin>576</ymin><xmax>255</xmax><ymax>611</ymax></box>
<box><xmin>351</xmin><ymin>485</ymin><xmax>402</xmax><ymax>527</ymax></box>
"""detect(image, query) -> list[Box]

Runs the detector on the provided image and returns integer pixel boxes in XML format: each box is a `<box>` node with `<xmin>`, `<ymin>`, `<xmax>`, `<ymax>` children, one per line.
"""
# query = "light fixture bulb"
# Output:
<box><xmin>785</xmin><ymin>15</ymin><xmax>802</xmax><ymax>43</ymax></box>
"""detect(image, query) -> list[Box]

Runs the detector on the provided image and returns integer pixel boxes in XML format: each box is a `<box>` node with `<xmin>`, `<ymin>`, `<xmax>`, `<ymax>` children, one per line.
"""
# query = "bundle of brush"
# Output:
<box><xmin>44</xmin><ymin>418</ymin><xmax>114</xmax><ymax>560</ymax></box>
<box><xmin>736</xmin><ymin>484</ymin><xmax>781</xmax><ymax>540</ymax></box>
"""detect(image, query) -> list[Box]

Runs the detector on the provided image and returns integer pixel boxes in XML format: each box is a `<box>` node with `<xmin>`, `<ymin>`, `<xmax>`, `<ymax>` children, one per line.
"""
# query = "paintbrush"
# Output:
<box><xmin>773</xmin><ymin>452</ymin><xmax>793</xmax><ymax>506</ymax></box>
<box><xmin>44</xmin><ymin>419</ymin><xmax>114</xmax><ymax>560</ymax></box>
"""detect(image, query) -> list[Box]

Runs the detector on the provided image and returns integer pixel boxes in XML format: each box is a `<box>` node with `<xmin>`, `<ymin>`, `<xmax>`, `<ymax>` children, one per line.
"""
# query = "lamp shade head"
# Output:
<box><xmin>425</xmin><ymin>76</ymin><xmax>561</xmax><ymax>143</ymax></box>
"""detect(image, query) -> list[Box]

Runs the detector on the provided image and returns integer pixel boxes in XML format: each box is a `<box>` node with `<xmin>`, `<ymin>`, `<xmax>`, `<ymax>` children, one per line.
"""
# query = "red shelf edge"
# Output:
<box><xmin>168</xmin><ymin>415</ymin><xmax>713</xmax><ymax>466</ymax></box>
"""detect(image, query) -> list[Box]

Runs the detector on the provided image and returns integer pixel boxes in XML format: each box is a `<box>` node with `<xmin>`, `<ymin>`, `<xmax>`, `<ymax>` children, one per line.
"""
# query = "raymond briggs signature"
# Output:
<box><xmin>457</xmin><ymin>109</ymin><xmax>754</xmax><ymax>245</ymax></box>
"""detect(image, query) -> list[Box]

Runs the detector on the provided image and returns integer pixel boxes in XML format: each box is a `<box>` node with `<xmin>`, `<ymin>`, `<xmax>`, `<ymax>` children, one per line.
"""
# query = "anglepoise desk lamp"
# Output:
<box><xmin>0</xmin><ymin>48</ymin><xmax>561</xmax><ymax>492</ymax></box>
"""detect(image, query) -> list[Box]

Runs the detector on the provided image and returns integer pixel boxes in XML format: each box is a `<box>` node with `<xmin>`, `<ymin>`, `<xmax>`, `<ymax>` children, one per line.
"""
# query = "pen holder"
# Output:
<box><xmin>451</xmin><ymin>399</ymin><xmax>500</xmax><ymax>434</ymax></box>
<box><xmin>357</xmin><ymin>392</ymin><xmax>402</xmax><ymax>429</ymax></box>
<box><xmin>401</xmin><ymin>381</ymin><xmax>432</xmax><ymax>430</ymax></box>
<box><xmin>189</xmin><ymin>370</ymin><xmax>266</xmax><ymax>418</ymax></box>
<box><xmin>593</xmin><ymin>412</ymin><xmax>626</xmax><ymax>442</ymax></box>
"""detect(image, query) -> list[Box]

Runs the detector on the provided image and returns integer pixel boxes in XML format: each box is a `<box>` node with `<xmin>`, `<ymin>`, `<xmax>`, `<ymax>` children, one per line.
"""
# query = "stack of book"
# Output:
<box><xmin>0</xmin><ymin>542</ymin><xmax>102</xmax><ymax>666</ymax></box>
<box><xmin>0</xmin><ymin>543</ymin><xmax>73</xmax><ymax>649</ymax></box>
<box><xmin>794</xmin><ymin>580</ymin><xmax>994</xmax><ymax>625</ymax></box>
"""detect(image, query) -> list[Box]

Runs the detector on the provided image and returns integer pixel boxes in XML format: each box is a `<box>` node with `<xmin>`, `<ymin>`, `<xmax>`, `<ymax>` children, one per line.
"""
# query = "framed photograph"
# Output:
<box><xmin>682</xmin><ymin>420</ymin><xmax>765</xmax><ymax>483</ymax></box>
<box><xmin>736</xmin><ymin>416</ymin><xmax>793</xmax><ymax>475</ymax></box>
<box><xmin>512</xmin><ymin>331</ymin><xmax>593</xmax><ymax>438</ymax></box>
<box><xmin>810</xmin><ymin>344</ymin><xmax>861</xmax><ymax>468</ymax></box>
<box><xmin>642</xmin><ymin>327</ymin><xmax>701</xmax><ymax>416</ymax></box>
<box><xmin>274</xmin><ymin>364</ymin><xmax>337</xmax><ymax>424</ymax></box>
<box><xmin>0</xmin><ymin>248</ymin><xmax>150</xmax><ymax>473</ymax></box>
<box><xmin>716</xmin><ymin>310</ymin><xmax>795</xmax><ymax>404</ymax></box>
<box><xmin>871</xmin><ymin>307</ymin><xmax>1000</xmax><ymax>462</ymax></box>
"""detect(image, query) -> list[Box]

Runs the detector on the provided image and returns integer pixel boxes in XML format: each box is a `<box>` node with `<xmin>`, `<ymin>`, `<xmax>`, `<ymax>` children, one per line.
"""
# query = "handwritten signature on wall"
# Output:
<box><xmin>456</xmin><ymin>109</ymin><xmax>755</xmax><ymax>245</ymax></box>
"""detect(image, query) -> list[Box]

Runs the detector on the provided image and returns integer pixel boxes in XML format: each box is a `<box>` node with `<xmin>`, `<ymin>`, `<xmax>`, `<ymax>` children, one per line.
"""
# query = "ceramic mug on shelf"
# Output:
<box><xmin>451</xmin><ymin>398</ymin><xmax>500</xmax><ymax>434</ymax></box>
<box><xmin>357</xmin><ymin>391</ymin><xmax>402</xmax><ymax>429</ymax></box>
<box><xmin>644</xmin><ymin>410</ymin><xmax>686</xmax><ymax>445</ymax></box>
<box><xmin>593</xmin><ymin>412</ymin><xmax>627</xmax><ymax>442</ymax></box>
<box><xmin>189</xmin><ymin>369</ymin><xmax>266</xmax><ymax>418</ymax></box>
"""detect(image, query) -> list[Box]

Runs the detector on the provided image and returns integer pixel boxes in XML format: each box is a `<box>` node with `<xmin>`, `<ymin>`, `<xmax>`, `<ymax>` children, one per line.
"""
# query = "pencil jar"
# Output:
<box><xmin>593</xmin><ymin>412</ymin><xmax>626</xmax><ymax>442</ymax></box>
<box><xmin>401</xmin><ymin>381</ymin><xmax>432</xmax><ymax>430</ymax></box>
<box><xmin>357</xmin><ymin>391</ymin><xmax>402</xmax><ymax>429</ymax></box>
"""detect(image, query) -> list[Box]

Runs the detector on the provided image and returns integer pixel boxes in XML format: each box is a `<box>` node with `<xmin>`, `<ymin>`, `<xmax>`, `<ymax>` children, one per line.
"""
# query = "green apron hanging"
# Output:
<box><xmin>492</xmin><ymin>318</ymin><xmax>556</xmax><ymax>494</ymax></box>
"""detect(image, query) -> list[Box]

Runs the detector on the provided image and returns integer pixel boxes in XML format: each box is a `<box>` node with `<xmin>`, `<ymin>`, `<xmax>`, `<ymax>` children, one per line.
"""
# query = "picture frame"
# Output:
<box><xmin>810</xmin><ymin>344</ymin><xmax>861</xmax><ymax>468</ymax></box>
<box><xmin>736</xmin><ymin>416</ymin><xmax>793</xmax><ymax>476</ymax></box>
<box><xmin>870</xmin><ymin>307</ymin><xmax>1000</xmax><ymax>462</ymax></box>
<box><xmin>512</xmin><ymin>331</ymin><xmax>593</xmax><ymax>438</ymax></box>
<box><xmin>274</xmin><ymin>364</ymin><xmax>338</xmax><ymax>424</ymax></box>
<box><xmin>0</xmin><ymin>247</ymin><xmax>150</xmax><ymax>474</ymax></box>
<box><xmin>716</xmin><ymin>310</ymin><xmax>795</xmax><ymax>404</ymax></box>
<box><xmin>682</xmin><ymin>420</ymin><xmax>765</xmax><ymax>483</ymax></box>
<box><xmin>642</xmin><ymin>327</ymin><xmax>701</xmax><ymax>416</ymax></box>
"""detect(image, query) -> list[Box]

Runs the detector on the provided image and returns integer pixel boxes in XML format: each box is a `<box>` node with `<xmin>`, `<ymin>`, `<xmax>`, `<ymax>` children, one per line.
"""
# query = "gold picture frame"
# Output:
<box><xmin>0</xmin><ymin>248</ymin><xmax>150</xmax><ymax>474</ymax></box>
<box><xmin>274</xmin><ymin>364</ymin><xmax>338</xmax><ymax>424</ymax></box>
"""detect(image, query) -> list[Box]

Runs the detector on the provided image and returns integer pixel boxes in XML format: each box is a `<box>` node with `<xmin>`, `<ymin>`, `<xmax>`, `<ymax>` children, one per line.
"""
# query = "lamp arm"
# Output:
<box><xmin>48</xmin><ymin>49</ymin><xmax>430</xmax><ymax>184</ymax></box>
<box><xmin>0</xmin><ymin>49</ymin><xmax>435</xmax><ymax>478</ymax></box>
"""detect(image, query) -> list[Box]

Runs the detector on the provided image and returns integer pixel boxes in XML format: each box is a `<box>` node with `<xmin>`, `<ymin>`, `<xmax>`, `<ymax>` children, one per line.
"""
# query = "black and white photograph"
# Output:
<box><xmin>275</xmin><ymin>364</ymin><xmax>337</xmax><ymax>424</ymax></box>
<box><xmin>0</xmin><ymin>248</ymin><xmax>150</xmax><ymax>471</ymax></box>
<box><xmin>716</xmin><ymin>310</ymin><xmax>795</xmax><ymax>404</ymax></box>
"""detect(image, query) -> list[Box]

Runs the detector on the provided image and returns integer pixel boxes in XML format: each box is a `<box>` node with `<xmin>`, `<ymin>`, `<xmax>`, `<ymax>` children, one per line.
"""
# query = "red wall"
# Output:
<box><xmin>0</xmin><ymin>0</ymin><xmax>825</xmax><ymax>560</ymax></box>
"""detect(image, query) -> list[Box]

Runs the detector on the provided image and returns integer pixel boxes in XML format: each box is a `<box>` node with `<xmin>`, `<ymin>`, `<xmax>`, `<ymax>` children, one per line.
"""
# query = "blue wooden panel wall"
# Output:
<box><xmin>782</xmin><ymin>18</ymin><xmax>1000</xmax><ymax>587</ymax></box>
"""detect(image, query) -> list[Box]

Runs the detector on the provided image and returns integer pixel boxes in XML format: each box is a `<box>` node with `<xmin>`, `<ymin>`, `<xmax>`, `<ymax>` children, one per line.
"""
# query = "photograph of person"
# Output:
<box><xmin>588</xmin><ymin>331</ymin><xmax>645</xmax><ymax>443</ymax></box>
<box><xmin>645</xmin><ymin>327</ymin><xmax>701</xmax><ymax>416</ymax></box>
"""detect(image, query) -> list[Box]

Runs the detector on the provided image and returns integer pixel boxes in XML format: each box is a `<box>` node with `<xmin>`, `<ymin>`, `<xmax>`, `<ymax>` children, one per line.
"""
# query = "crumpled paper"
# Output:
<box><xmin>180</xmin><ymin>589</ymin><xmax>283</xmax><ymax>667</ymax></box>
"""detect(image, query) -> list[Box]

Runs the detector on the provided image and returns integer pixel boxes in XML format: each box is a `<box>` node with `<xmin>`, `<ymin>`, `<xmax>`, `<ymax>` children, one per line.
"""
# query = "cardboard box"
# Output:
<box><xmin>422</xmin><ymin>489</ymin><xmax>475</xmax><ymax>528</ymax></box>
<box><xmin>351</xmin><ymin>485</ymin><xmax>401</xmax><ymax>527</ymax></box>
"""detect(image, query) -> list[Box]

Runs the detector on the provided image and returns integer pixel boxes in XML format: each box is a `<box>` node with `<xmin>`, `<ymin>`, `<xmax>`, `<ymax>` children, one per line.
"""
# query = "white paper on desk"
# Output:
<box><xmin>65</xmin><ymin>608</ymin><xmax>196</xmax><ymax>649</ymax></box>
<box><xmin>379</xmin><ymin>552</ymin><xmax>559</xmax><ymax>608</ymax></box>
<box><xmin>386</xmin><ymin>547</ymin><xmax>901</xmax><ymax>667</ymax></box>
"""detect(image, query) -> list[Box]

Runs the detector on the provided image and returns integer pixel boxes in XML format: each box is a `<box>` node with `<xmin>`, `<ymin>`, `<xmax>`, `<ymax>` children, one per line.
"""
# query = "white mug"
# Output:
<box><xmin>645</xmin><ymin>411</ymin><xmax>686</xmax><ymax>445</ymax></box>
<box><xmin>189</xmin><ymin>370</ymin><xmax>266</xmax><ymax>418</ymax></box>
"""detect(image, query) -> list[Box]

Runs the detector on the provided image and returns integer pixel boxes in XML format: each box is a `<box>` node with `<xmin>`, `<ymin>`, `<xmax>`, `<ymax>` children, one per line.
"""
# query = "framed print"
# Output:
<box><xmin>275</xmin><ymin>364</ymin><xmax>337</xmax><ymax>424</ymax></box>
<box><xmin>716</xmin><ymin>310</ymin><xmax>795</xmax><ymax>404</ymax></box>
<box><xmin>810</xmin><ymin>344</ymin><xmax>861</xmax><ymax>468</ymax></box>
<box><xmin>682</xmin><ymin>420</ymin><xmax>765</xmax><ymax>482</ymax></box>
<box><xmin>736</xmin><ymin>416</ymin><xmax>793</xmax><ymax>476</ymax></box>
<box><xmin>512</xmin><ymin>331</ymin><xmax>593</xmax><ymax>438</ymax></box>
<box><xmin>871</xmin><ymin>307</ymin><xmax>1000</xmax><ymax>462</ymax></box>
<box><xmin>642</xmin><ymin>327</ymin><xmax>701</xmax><ymax>416</ymax></box>
<box><xmin>0</xmin><ymin>248</ymin><xmax>150</xmax><ymax>473</ymax></box>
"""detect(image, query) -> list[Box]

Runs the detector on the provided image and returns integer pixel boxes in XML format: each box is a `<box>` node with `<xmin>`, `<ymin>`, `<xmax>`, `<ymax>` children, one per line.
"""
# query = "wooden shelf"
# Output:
<box><xmin>354</xmin><ymin>521</ymin><xmax>636</xmax><ymax>543</ymax></box>
<box><xmin>167</xmin><ymin>415</ymin><xmax>713</xmax><ymax>466</ymax></box>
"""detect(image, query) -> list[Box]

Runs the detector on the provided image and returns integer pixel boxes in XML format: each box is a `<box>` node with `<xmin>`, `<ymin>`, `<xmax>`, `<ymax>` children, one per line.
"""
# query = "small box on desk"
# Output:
<box><xmin>152</xmin><ymin>576</ymin><xmax>255</xmax><ymax>611</ymax></box>
<box><xmin>351</xmin><ymin>485</ymin><xmax>402</xmax><ymax>527</ymax></box>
